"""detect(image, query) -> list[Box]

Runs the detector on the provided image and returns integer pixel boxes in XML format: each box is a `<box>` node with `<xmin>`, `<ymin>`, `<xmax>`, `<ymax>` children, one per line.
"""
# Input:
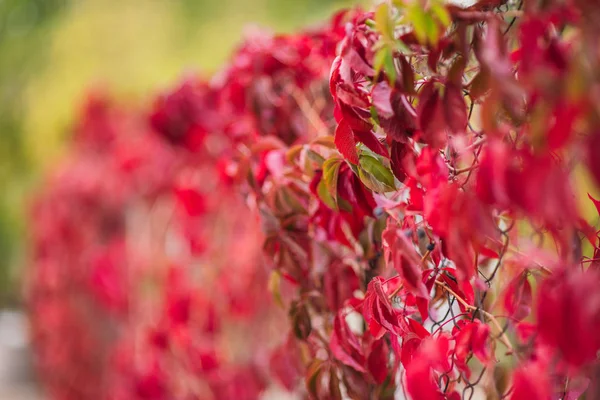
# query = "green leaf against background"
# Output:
<box><xmin>423</xmin><ymin>14</ymin><xmax>440</xmax><ymax>46</ymax></box>
<box><xmin>406</xmin><ymin>2</ymin><xmax>428</xmax><ymax>44</ymax></box>
<box><xmin>374</xmin><ymin>46</ymin><xmax>397</xmax><ymax>85</ymax></box>
<box><xmin>375</xmin><ymin>3</ymin><xmax>393</xmax><ymax>42</ymax></box>
<box><xmin>317</xmin><ymin>157</ymin><xmax>342</xmax><ymax>210</ymax></box>
<box><xmin>305</xmin><ymin>148</ymin><xmax>326</xmax><ymax>166</ymax></box>
<box><xmin>405</xmin><ymin>1</ymin><xmax>443</xmax><ymax>46</ymax></box>
<box><xmin>431</xmin><ymin>1</ymin><xmax>451</xmax><ymax>28</ymax></box>
<box><xmin>358</xmin><ymin>154</ymin><xmax>396</xmax><ymax>193</ymax></box>
<box><xmin>268</xmin><ymin>270</ymin><xmax>284</xmax><ymax>308</ymax></box>
<box><xmin>323</xmin><ymin>157</ymin><xmax>342</xmax><ymax>197</ymax></box>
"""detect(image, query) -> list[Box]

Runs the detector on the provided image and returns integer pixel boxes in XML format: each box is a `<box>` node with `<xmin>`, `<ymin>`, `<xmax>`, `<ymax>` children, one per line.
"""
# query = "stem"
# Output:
<box><xmin>449</xmin><ymin>164</ymin><xmax>480</xmax><ymax>175</ymax></box>
<box><xmin>289</xmin><ymin>85</ymin><xmax>330</xmax><ymax>137</ymax></box>
<box><xmin>434</xmin><ymin>280</ymin><xmax>516</xmax><ymax>356</ymax></box>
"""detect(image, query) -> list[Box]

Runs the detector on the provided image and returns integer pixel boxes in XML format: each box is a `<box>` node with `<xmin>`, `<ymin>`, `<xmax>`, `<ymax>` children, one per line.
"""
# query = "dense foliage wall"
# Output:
<box><xmin>28</xmin><ymin>0</ymin><xmax>600</xmax><ymax>399</ymax></box>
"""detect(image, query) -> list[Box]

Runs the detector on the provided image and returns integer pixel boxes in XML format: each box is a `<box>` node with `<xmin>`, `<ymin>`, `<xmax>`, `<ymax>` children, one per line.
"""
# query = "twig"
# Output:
<box><xmin>289</xmin><ymin>85</ymin><xmax>330</xmax><ymax>137</ymax></box>
<box><xmin>434</xmin><ymin>280</ymin><xmax>516</xmax><ymax>356</ymax></box>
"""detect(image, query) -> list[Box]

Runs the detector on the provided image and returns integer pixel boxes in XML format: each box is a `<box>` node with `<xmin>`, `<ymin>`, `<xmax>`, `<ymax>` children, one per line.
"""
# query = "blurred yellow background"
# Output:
<box><xmin>0</xmin><ymin>0</ymin><xmax>362</xmax><ymax>305</ymax></box>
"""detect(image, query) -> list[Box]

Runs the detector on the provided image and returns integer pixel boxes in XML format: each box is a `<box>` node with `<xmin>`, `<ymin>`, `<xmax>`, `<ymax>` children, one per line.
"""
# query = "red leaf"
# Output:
<box><xmin>417</xmin><ymin>81</ymin><xmax>446</xmax><ymax>148</ymax></box>
<box><xmin>324</xmin><ymin>261</ymin><xmax>361</xmax><ymax>311</ymax></box>
<box><xmin>329</xmin><ymin>56</ymin><xmax>342</xmax><ymax>100</ymax></box>
<box><xmin>174</xmin><ymin>187</ymin><xmax>206</xmax><ymax>217</ymax></box>
<box><xmin>406</xmin><ymin>358</ymin><xmax>441</xmax><ymax>400</ymax></box>
<box><xmin>353</xmin><ymin>129</ymin><xmax>388</xmax><ymax>159</ymax></box>
<box><xmin>407</xmin><ymin>318</ymin><xmax>431</xmax><ymax>340</ymax></box>
<box><xmin>337</xmin><ymin>84</ymin><xmax>370</xmax><ymax>109</ymax></box>
<box><xmin>367</xmin><ymin>338</ymin><xmax>389</xmax><ymax>384</ymax></box>
<box><xmin>510</xmin><ymin>363</ymin><xmax>550</xmax><ymax>400</ymax></box>
<box><xmin>401</xmin><ymin>338</ymin><xmax>422</xmax><ymax>369</ymax></box>
<box><xmin>537</xmin><ymin>267</ymin><xmax>600</xmax><ymax>367</ymax></box>
<box><xmin>588</xmin><ymin>193</ymin><xmax>600</xmax><ymax>217</ymax></box>
<box><xmin>334</xmin><ymin>119</ymin><xmax>359</xmax><ymax>164</ymax></box>
<box><xmin>330</xmin><ymin>312</ymin><xmax>366</xmax><ymax>372</ymax></box>
<box><xmin>371</xmin><ymin>81</ymin><xmax>394</xmax><ymax>118</ymax></box>
<box><xmin>382</xmin><ymin>220</ymin><xmax>429</xmax><ymax>297</ymax></box>
<box><xmin>443</xmin><ymin>83</ymin><xmax>467</xmax><ymax>133</ymax></box>
<box><xmin>390</xmin><ymin>140</ymin><xmax>410</xmax><ymax>182</ymax></box>
<box><xmin>453</xmin><ymin>320</ymin><xmax>490</xmax><ymax>365</ymax></box>
<box><xmin>547</xmin><ymin>101</ymin><xmax>580</xmax><ymax>150</ymax></box>
<box><xmin>363</xmin><ymin>277</ymin><xmax>405</xmax><ymax>337</ymax></box>
<box><xmin>337</xmin><ymin>102</ymin><xmax>373</xmax><ymax>131</ymax></box>
<box><xmin>587</xmin><ymin>132</ymin><xmax>600</xmax><ymax>188</ymax></box>
<box><xmin>270</xmin><ymin>336</ymin><xmax>303</xmax><ymax>391</ymax></box>
<box><xmin>503</xmin><ymin>273</ymin><xmax>532</xmax><ymax>321</ymax></box>
<box><xmin>441</xmin><ymin>272</ymin><xmax>474</xmax><ymax>312</ymax></box>
<box><xmin>406</xmin><ymin>336</ymin><xmax>449</xmax><ymax>400</ymax></box>
<box><xmin>342</xmin><ymin>42</ymin><xmax>375</xmax><ymax>76</ymax></box>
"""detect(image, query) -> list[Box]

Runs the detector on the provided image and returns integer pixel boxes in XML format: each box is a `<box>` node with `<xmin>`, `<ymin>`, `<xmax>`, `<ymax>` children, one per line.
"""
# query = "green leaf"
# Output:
<box><xmin>374</xmin><ymin>46</ymin><xmax>397</xmax><ymax>85</ymax></box>
<box><xmin>276</xmin><ymin>186</ymin><xmax>306</xmax><ymax>214</ymax></box>
<box><xmin>358</xmin><ymin>154</ymin><xmax>396</xmax><ymax>193</ymax></box>
<box><xmin>374</xmin><ymin>46</ymin><xmax>387</xmax><ymax>76</ymax></box>
<box><xmin>322</xmin><ymin>157</ymin><xmax>342</xmax><ymax>202</ymax></box>
<box><xmin>305</xmin><ymin>148</ymin><xmax>325</xmax><ymax>166</ymax></box>
<box><xmin>375</xmin><ymin>3</ymin><xmax>393</xmax><ymax>42</ymax></box>
<box><xmin>406</xmin><ymin>3</ymin><xmax>428</xmax><ymax>45</ymax></box>
<box><xmin>393</xmin><ymin>39</ymin><xmax>411</xmax><ymax>55</ymax></box>
<box><xmin>407</xmin><ymin>2</ymin><xmax>442</xmax><ymax>46</ymax></box>
<box><xmin>317</xmin><ymin>179</ymin><xmax>337</xmax><ymax>210</ymax></box>
<box><xmin>424</xmin><ymin>14</ymin><xmax>440</xmax><ymax>46</ymax></box>
<box><xmin>370</xmin><ymin>105</ymin><xmax>380</xmax><ymax>125</ymax></box>
<box><xmin>285</xmin><ymin>144</ymin><xmax>304</xmax><ymax>164</ymax></box>
<box><xmin>431</xmin><ymin>2</ymin><xmax>451</xmax><ymax>28</ymax></box>
<box><xmin>268</xmin><ymin>270</ymin><xmax>284</xmax><ymax>308</ymax></box>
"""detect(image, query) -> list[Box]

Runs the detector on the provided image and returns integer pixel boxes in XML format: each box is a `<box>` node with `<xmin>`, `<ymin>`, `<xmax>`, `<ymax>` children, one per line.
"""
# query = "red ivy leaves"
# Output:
<box><xmin>443</xmin><ymin>83</ymin><xmax>468</xmax><ymax>134</ymax></box>
<box><xmin>510</xmin><ymin>362</ymin><xmax>551</xmax><ymax>400</ymax></box>
<box><xmin>367</xmin><ymin>338</ymin><xmax>390</xmax><ymax>384</ymax></box>
<box><xmin>503</xmin><ymin>272</ymin><xmax>533</xmax><ymax>322</ymax></box>
<box><xmin>330</xmin><ymin>311</ymin><xmax>366</xmax><ymax>373</ymax></box>
<box><xmin>537</xmin><ymin>267</ymin><xmax>600</xmax><ymax>368</ymax></box>
<box><xmin>405</xmin><ymin>335</ymin><xmax>451</xmax><ymax>400</ymax></box>
<box><xmin>452</xmin><ymin>320</ymin><xmax>490</xmax><ymax>377</ymax></box>
<box><xmin>417</xmin><ymin>81</ymin><xmax>447</xmax><ymax>149</ymax></box>
<box><xmin>173</xmin><ymin>186</ymin><xmax>206</xmax><ymax>217</ymax></box>
<box><xmin>334</xmin><ymin>119</ymin><xmax>359</xmax><ymax>164</ymax></box>
<box><xmin>363</xmin><ymin>277</ymin><xmax>405</xmax><ymax>338</ymax></box>
<box><xmin>383</xmin><ymin>220</ymin><xmax>429</xmax><ymax>297</ymax></box>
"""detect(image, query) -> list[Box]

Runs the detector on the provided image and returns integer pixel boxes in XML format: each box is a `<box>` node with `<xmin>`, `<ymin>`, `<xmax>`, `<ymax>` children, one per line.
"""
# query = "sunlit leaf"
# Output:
<box><xmin>358</xmin><ymin>154</ymin><xmax>396</xmax><ymax>193</ymax></box>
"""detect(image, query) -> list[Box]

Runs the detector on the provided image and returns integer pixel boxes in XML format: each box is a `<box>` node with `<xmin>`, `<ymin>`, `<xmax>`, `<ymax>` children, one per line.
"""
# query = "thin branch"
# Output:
<box><xmin>435</xmin><ymin>280</ymin><xmax>516</xmax><ymax>356</ymax></box>
<box><xmin>289</xmin><ymin>84</ymin><xmax>330</xmax><ymax>137</ymax></box>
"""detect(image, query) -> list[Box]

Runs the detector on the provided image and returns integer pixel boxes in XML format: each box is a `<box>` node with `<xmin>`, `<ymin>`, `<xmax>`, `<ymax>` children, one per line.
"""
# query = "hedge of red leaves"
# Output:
<box><xmin>27</xmin><ymin>89</ymin><xmax>282</xmax><ymax>399</ymax></box>
<box><xmin>28</xmin><ymin>0</ymin><xmax>600</xmax><ymax>399</ymax></box>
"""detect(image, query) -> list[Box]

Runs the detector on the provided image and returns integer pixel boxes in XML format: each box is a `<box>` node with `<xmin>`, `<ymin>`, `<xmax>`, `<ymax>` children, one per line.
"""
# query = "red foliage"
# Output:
<box><xmin>28</xmin><ymin>1</ymin><xmax>600</xmax><ymax>399</ymax></box>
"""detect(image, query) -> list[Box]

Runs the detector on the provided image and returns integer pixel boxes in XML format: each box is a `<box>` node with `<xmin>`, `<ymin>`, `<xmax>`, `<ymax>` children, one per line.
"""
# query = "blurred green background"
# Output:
<box><xmin>0</xmin><ymin>0</ymin><xmax>363</xmax><ymax>306</ymax></box>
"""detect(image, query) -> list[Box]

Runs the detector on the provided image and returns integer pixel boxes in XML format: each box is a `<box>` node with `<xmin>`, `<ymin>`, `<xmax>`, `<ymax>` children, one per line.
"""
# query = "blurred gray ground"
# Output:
<box><xmin>0</xmin><ymin>311</ymin><xmax>42</xmax><ymax>400</ymax></box>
